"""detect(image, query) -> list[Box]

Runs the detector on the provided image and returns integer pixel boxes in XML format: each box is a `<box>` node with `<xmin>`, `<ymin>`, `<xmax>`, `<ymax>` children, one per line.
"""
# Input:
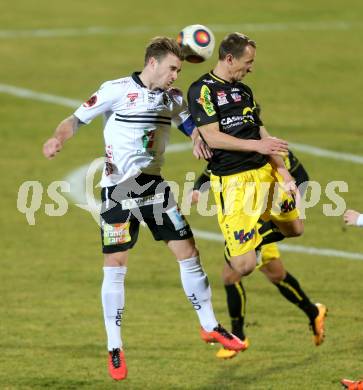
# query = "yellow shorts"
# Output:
<box><xmin>211</xmin><ymin>163</ymin><xmax>299</xmax><ymax>257</ymax></box>
<box><xmin>224</xmin><ymin>241</ymin><xmax>280</xmax><ymax>268</ymax></box>
<box><xmin>257</xmin><ymin>242</ymin><xmax>281</xmax><ymax>269</ymax></box>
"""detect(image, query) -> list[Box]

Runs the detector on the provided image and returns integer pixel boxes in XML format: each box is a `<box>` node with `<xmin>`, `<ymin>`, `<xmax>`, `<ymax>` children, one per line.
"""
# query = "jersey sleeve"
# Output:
<box><xmin>193</xmin><ymin>167</ymin><xmax>211</xmax><ymax>192</ymax></box>
<box><xmin>187</xmin><ymin>83</ymin><xmax>219</xmax><ymax>126</ymax></box>
<box><xmin>243</xmin><ymin>85</ymin><xmax>263</xmax><ymax>127</ymax></box>
<box><xmin>73</xmin><ymin>81</ymin><xmax>117</xmax><ymax>124</ymax></box>
<box><xmin>253</xmin><ymin>101</ymin><xmax>263</xmax><ymax>126</ymax></box>
<box><xmin>169</xmin><ymin>88</ymin><xmax>196</xmax><ymax>137</ymax></box>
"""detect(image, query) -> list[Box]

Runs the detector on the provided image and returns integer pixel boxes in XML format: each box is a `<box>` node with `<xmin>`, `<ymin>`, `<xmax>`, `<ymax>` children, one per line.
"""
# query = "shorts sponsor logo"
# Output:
<box><xmin>121</xmin><ymin>193</ymin><xmax>164</xmax><ymax>210</ymax></box>
<box><xmin>280</xmin><ymin>196</ymin><xmax>296</xmax><ymax>213</ymax></box>
<box><xmin>83</xmin><ymin>94</ymin><xmax>97</xmax><ymax>107</ymax></box>
<box><xmin>197</xmin><ymin>85</ymin><xmax>216</xmax><ymax>117</ymax></box>
<box><xmin>166</xmin><ymin>206</ymin><xmax>187</xmax><ymax>230</ymax></box>
<box><xmin>234</xmin><ymin>228</ymin><xmax>256</xmax><ymax>244</ymax></box>
<box><xmin>103</xmin><ymin>222</ymin><xmax>131</xmax><ymax>246</ymax></box>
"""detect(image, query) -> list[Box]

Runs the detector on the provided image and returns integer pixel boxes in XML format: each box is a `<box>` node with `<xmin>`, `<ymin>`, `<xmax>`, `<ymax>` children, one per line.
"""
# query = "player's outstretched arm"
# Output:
<box><xmin>343</xmin><ymin>209</ymin><xmax>363</xmax><ymax>226</ymax></box>
<box><xmin>43</xmin><ymin>115</ymin><xmax>83</xmax><ymax>159</ymax></box>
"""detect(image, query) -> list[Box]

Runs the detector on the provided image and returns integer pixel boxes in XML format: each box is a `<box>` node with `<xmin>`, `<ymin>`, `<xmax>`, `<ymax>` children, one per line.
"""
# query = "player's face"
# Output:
<box><xmin>152</xmin><ymin>53</ymin><xmax>182</xmax><ymax>89</ymax></box>
<box><xmin>230</xmin><ymin>45</ymin><xmax>256</xmax><ymax>82</ymax></box>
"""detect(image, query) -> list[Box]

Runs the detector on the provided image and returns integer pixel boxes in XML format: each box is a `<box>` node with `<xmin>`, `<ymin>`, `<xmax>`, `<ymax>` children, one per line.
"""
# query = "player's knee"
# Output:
<box><xmin>180</xmin><ymin>246</ymin><xmax>199</xmax><ymax>260</ymax></box>
<box><xmin>234</xmin><ymin>261</ymin><xmax>255</xmax><ymax>277</ymax></box>
<box><xmin>241</xmin><ymin>263</ymin><xmax>255</xmax><ymax>276</ymax></box>
<box><xmin>282</xmin><ymin>221</ymin><xmax>304</xmax><ymax>238</ymax></box>
<box><xmin>104</xmin><ymin>251</ymin><xmax>128</xmax><ymax>266</ymax></box>
<box><xmin>222</xmin><ymin>269</ymin><xmax>241</xmax><ymax>284</ymax></box>
<box><xmin>266</xmin><ymin>270</ymin><xmax>285</xmax><ymax>283</ymax></box>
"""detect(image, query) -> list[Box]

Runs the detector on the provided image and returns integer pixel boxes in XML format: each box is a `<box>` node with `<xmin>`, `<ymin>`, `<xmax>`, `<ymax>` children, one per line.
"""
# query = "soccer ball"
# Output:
<box><xmin>177</xmin><ymin>24</ymin><xmax>215</xmax><ymax>63</ymax></box>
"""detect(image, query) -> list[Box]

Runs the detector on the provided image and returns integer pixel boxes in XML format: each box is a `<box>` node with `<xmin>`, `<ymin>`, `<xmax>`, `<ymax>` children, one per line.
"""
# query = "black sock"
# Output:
<box><xmin>274</xmin><ymin>272</ymin><xmax>318</xmax><ymax>321</ymax></box>
<box><xmin>224</xmin><ymin>282</ymin><xmax>246</xmax><ymax>340</ymax></box>
<box><xmin>257</xmin><ymin>221</ymin><xmax>285</xmax><ymax>248</ymax></box>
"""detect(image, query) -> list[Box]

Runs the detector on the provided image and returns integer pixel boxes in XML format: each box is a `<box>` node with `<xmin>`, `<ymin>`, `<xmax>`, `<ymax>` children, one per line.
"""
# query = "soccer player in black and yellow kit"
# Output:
<box><xmin>187</xmin><ymin>33</ymin><xmax>303</xmax><ymax>279</ymax></box>
<box><xmin>191</xmin><ymin>149</ymin><xmax>327</xmax><ymax>358</ymax></box>
<box><xmin>187</xmin><ymin>32</ymin><xmax>326</xmax><ymax>356</ymax></box>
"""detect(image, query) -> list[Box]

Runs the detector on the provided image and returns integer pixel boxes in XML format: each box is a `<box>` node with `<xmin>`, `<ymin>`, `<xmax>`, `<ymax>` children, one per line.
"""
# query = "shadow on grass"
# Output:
<box><xmin>200</xmin><ymin>354</ymin><xmax>319</xmax><ymax>390</ymax></box>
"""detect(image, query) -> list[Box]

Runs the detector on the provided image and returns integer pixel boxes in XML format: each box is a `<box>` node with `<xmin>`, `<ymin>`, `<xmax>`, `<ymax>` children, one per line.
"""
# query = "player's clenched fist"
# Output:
<box><xmin>43</xmin><ymin>137</ymin><xmax>62</xmax><ymax>159</ymax></box>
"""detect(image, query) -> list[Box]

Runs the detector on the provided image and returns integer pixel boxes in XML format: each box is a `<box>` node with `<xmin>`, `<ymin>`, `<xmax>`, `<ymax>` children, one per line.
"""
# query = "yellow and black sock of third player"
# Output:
<box><xmin>224</xmin><ymin>282</ymin><xmax>246</xmax><ymax>340</ymax></box>
<box><xmin>275</xmin><ymin>272</ymin><xmax>319</xmax><ymax>321</ymax></box>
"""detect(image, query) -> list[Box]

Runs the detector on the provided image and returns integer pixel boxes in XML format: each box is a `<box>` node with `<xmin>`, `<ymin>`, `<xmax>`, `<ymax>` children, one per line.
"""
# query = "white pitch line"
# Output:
<box><xmin>192</xmin><ymin>229</ymin><xmax>363</xmax><ymax>261</ymax></box>
<box><xmin>1</xmin><ymin>83</ymin><xmax>363</xmax><ymax>165</ymax></box>
<box><xmin>0</xmin><ymin>21</ymin><xmax>361</xmax><ymax>39</ymax></box>
<box><xmin>289</xmin><ymin>142</ymin><xmax>363</xmax><ymax>165</ymax></box>
<box><xmin>0</xmin><ymin>83</ymin><xmax>81</xmax><ymax>108</ymax></box>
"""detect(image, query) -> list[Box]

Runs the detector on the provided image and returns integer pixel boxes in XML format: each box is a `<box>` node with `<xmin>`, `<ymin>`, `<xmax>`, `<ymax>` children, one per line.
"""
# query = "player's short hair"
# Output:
<box><xmin>144</xmin><ymin>37</ymin><xmax>184</xmax><ymax>65</ymax></box>
<box><xmin>218</xmin><ymin>33</ymin><xmax>256</xmax><ymax>60</ymax></box>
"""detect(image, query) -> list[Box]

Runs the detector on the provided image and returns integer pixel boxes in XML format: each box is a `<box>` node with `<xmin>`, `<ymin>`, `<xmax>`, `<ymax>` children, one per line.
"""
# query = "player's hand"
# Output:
<box><xmin>277</xmin><ymin>167</ymin><xmax>297</xmax><ymax>193</ymax></box>
<box><xmin>343</xmin><ymin>209</ymin><xmax>360</xmax><ymax>226</ymax></box>
<box><xmin>190</xmin><ymin>190</ymin><xmax>201</xmax><ymax>205</ymax></box>
<box><xmin>256</xmin><ymin>137</ymin><xmax>288</xmax><ymax>155</ymax></box>
<box><xmin>43</xmin><ymin>137</ymin><xmax>62</xmax><ymax>159</ymax></box>
<box><xmin>193</xmin><ymin>136</ymin><xmax>212</xmax><ymax>160</ymax></box>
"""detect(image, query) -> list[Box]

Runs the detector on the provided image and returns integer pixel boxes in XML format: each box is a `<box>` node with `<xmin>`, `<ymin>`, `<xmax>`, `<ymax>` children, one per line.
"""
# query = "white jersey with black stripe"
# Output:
<box><xmin>74</xmin><ymin>72</ymin><xmax>194</xmax><ymax>187</ymax></box>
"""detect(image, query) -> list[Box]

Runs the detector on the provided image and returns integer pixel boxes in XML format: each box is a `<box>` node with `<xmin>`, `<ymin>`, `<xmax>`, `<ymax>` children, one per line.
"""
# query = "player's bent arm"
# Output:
<box><xmin>259</xmin><ymin>125</ymin><xmax>293</xmax><ymax>181</ymax></box>
<box><xmin>198</xmin><ymin>122</ymin><xmax>288</xmax><ymax>155</ymax></box>
<box><xmin>43</xmin><ymin>115</ymin><xmax>83</xmax><ymax>159</ymax></box>
<box><xmin>191</xmin><ymin>129</ymin><xmax>213</xmax><ymax>160</ymax></box>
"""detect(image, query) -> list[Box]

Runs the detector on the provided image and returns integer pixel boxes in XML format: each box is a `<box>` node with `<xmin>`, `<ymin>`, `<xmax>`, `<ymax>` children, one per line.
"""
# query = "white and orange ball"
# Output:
<box><xmin>177</xmin><ymin>24</ymin><xmax>215</xmax><ymax>63</ymax></box>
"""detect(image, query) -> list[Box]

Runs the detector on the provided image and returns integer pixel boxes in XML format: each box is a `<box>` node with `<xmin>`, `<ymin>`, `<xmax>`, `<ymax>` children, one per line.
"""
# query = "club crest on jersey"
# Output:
<box><xmin>148</xmin><ymin>92</ymin><xmax>156</xmax><ymax>103</ymax></box>
<box><xmin>217</xmin><ymin>91</ymin><xmax>229</xmax><ymax>106</ymax></box>
<box><xmin>83</xmin><ymin>95</ymin><xmax>97</xmax><ymax>107</ymax></box>
<box><xmin>231</xmin><ymin>93</ymin><xmax>242</xmax><ymax>102</ymax></box>
<box><xmin>127</xmin><ymin>92</ymin><xmax>138</xmax><ymax>102</ymax></box>
<box><xmin>163</xmin><ymin>93</ymin><xmax>171</xmax><ymax>106</ymax></box>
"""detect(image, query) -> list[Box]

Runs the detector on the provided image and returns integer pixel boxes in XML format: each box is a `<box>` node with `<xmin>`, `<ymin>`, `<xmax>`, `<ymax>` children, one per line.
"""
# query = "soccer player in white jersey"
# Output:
<box><xmin>43</xmin><ymin>37</ymin><xmax>245</xmax><ymax>381</ymax></box>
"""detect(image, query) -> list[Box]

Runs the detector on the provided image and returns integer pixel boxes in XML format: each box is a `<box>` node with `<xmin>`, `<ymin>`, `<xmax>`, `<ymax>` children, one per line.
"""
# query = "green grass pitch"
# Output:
<box><xmin>1</xmin><ymin>0</ymin><xmax>363</xmax><ymax>388</ymax></box>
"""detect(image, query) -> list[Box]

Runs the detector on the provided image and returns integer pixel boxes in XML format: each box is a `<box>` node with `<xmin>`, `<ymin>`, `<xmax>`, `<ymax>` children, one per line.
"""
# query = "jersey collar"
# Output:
<box><xmin>209</xmin><ymin>71</ymin><xmax>227</xmax><ymax>84</ymax></box>
<box><xmin>131</xmin><ymin>71</ymin><xmax>164</xmax><ymax>92</ymax></box>
<box><xmin>131</xmin><ymin>72</ymin><xmax>147</xmax><ymax>88</ymax></box>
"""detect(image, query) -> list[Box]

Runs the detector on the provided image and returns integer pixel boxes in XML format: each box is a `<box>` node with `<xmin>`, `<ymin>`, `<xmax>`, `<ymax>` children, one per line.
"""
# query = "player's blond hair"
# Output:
<box><xmin>144</xmin><ymin>36</ymin><xmax>184</xmax><ymax>65</ymax></box>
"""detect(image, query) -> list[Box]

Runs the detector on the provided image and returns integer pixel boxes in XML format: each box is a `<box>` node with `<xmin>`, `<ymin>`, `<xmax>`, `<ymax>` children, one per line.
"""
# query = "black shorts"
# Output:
<box><xmin>100</xmin><ymin>174</ymin><xmax>193</xmax><ymax>253</ymax></box>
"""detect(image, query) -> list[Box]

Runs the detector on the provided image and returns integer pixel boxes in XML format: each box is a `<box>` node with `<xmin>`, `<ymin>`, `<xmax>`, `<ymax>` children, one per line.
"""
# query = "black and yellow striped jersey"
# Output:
<box><xmin>187</xmin><ymin>72</ymin><xmax>268</xmax><ymax>176</ymax></box>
